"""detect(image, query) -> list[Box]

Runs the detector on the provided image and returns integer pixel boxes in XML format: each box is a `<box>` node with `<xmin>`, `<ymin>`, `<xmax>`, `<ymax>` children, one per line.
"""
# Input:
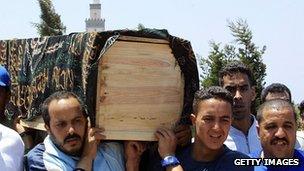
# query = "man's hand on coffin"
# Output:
<box><xmin>155</xmin><ymin>128</ymin><xmax>177</xmax><ymax>159</ymax></box>
<box><xmin>76</xmin><ymin>120</ymin><xmax>105</xmax><ymax>171</ymax></box>
<box><xmin>14</xmin><ymin>115</ymin><xmax>34</xmax><ymax>151</ymax></box>
<box><xmin>13</xmin><ymin>115</ymin><xmax>28</xmax><ymax>134</ymax></box>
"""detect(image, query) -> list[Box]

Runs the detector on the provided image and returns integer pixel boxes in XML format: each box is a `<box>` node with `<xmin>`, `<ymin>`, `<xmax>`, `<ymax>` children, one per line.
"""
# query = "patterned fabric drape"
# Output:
<box><xmin>0</xmin><ymin>29</ymin><xmax>199</xmax><ymax>125</ymax></box>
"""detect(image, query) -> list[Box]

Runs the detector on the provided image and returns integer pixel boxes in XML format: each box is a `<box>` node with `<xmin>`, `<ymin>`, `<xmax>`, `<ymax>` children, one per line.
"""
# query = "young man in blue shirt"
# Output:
<box><xmin>155</xmin><ymin>86</ymin><xmax>253</xmax><ymax>171</ymax></box>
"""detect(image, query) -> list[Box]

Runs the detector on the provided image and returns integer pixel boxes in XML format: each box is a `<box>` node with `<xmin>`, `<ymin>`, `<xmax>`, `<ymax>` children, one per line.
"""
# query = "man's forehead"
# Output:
<box><xmin>48</xmin><ymin>98</ymin><xmax>82</xmax><ymax>118</ymax></box>
<box><xmin>52</xmin><ymin>114</ymin><xmax>84</xmax><ymax>121</ymax></box>
<box><xmin>266</xmin><ymin>92</ymin><xmax>290</xmax><ymax>101</ymax></box>
<box><xmin>223</xmin><ymin>72</ymin><xmax>250</xmax><ymax>84</ymax></box>
<box><xmin>49</xmin><ymin>97</ymin><xmax>80</xmax><ymax>107</ymax></box>
<box><xmin>198</xmin><ymin>99</ymin><xmax>232</xmax><ymax>116</ymax></box>
<box><xmin>262</xmin><ymin>107</ymin><xmax>295</xmax><ymax>121</ymax></box>
<box><xmin>202</xmin><ymin>112</ymin><xmax>231</xmax><ymax>118</ymax></box>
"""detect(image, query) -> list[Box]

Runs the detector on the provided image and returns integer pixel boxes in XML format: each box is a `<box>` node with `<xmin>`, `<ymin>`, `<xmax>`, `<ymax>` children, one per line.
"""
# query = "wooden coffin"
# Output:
<box><xmin>17</xmin><ymin>34</ymin><xmax>186</xmax><ymax>141</ymax></box>
<box><xmin>95</xmin><ymin>36</ymin><xmax>184</xmax><ymax>141</ymax></box>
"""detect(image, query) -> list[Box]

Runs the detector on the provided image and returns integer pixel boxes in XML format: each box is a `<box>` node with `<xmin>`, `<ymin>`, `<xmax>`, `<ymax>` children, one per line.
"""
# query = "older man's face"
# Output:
<box><xmin>258</xmin><ymin>106</ymin><xmax>296</xmax><ymax>158</ymax></box>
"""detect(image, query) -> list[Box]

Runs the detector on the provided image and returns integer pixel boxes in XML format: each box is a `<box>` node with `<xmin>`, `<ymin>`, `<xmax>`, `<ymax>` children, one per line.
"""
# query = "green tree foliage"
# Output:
<box><xmin>137</xmin><ymin>23</ymin><xmax>146</xmax><ymax>30</ymax></box>
<box><xmin>33</xmin><ymin>0</ymin><xmax>66</xmax><ymax>36</ymax></box>
<box><xmin>200</xmin><ymin>19</ymin><xmax>266</xmax><ymax>113</ymax></box>
<box><xmin>199</xmin><ymin>42</ymin><xmax>235</xmax><ymax>87</ymax></box>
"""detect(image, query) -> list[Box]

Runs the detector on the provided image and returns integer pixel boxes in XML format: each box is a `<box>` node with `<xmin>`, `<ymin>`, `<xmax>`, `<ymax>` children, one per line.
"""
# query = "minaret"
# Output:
<box><xmin>85</xmin><ymin>0</ymin><xmax>105</xmax><ymax>32</ymax></box>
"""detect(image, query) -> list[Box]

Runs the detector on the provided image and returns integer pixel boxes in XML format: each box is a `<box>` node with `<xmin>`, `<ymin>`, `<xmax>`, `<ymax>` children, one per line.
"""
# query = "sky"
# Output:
<box><xmin>0</xmin><ymin>0</ymin><xmax>303</xmax><ymax>103</ymax></box>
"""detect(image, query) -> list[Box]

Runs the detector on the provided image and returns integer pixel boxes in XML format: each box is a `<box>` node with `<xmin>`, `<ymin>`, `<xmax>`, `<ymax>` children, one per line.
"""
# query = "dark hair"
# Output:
<box><xmin>260</xmin><ymin>83</ymin><xmax>291</xmax><ymax>103</ymax></box>
<box><xmin>219</xmin><ymin>60</ymin><xmax>255</xmax><ymax>87</ymax></box>
<box><xmin>2</xmin><ymin>86</ymin><xmax>10</xmax><ymax>93</ymax></box>
<box><xmin>256</xmin><ymin>99</ymin><xmax>296</xmax><ymax>123</ymax></box>
<box><xmin>41</xmin><ymin>91</ymin><xmax>88</xmax><ymax>127</ymax></box>
<box><xmin>192</xmin><ymin>86</ymin><xmax>233</xmax><ymax>115</ymax></box>
<box><xmin>299</xmin><ymin>100</ymin><xmax>304</xmax><ymax>115</ymax></box>
<box><xmin>0</xmin><ymin>85</ymin><xmax>11</xmax><ymax>94</ymax></box>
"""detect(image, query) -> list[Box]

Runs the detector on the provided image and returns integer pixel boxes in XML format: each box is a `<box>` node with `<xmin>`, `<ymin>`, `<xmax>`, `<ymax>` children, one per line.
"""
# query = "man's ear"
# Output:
<box><xmin>256</xmin><ymin>124</ymin><xmax>260</xmax><ymax>136</ymax></box>
<box><xmin>190</xmin><ymin>114</ymin><xmax>196</xmax><ymax>126</ymax></box>
<box><xmin>44</xmin><ymin>124</ymin><xmax>51</xmax><ymax>134</ymax></box>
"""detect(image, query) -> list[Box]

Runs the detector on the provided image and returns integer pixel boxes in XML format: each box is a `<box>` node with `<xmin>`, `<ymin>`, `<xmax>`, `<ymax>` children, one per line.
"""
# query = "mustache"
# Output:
<box><xmin>233</xmin><ymin>101</ymin><xmax>244</xmax><ymax>106</ymax></box>
<box><xmin>270</xmin><ymin>137</ymin><xmax>289</xmax><ymax>145</ymax></box>
<box><xmin>64</xmin><ymin>134</ymin><xmax>81</xmax><ymax>144</ymax></box>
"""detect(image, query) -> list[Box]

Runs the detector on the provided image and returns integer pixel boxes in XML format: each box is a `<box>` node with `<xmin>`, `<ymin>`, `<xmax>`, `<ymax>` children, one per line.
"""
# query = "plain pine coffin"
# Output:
<box><xmin>96</xmin><ymin>36</ymin><xmax>184</xmax><ymax>141</ymax></box>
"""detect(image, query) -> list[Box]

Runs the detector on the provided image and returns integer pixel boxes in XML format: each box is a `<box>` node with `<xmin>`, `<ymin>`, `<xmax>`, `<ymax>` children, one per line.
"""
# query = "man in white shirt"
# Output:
<box><xmin>0</xmin><ymin>123</ymin><xmax>25</xmax><ymax>171</ymax></box>
<box><xmin>219</xmin><ymin>61</ymin><xmax>262</xmax><ymax>154</ymax></box>
<box><xmin>0</xmin><ymin>65</ymin><xmax>24</xmax><ymax>171</ymax></box>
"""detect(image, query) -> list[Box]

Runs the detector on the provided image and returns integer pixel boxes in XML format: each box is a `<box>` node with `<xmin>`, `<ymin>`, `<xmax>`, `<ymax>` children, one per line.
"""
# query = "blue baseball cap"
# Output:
<box><xmin>0</xmin><ymin>65</ymin><xmax>11</xmax><ymax>87</ymax></box>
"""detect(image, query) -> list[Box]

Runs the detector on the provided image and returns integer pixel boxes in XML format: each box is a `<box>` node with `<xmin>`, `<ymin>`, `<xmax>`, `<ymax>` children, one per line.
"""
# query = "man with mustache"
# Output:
<box><xmin>260</xmin><ymin>83</ymin><xmax>304</xmax><ymax>150</ymax></box>
<box><xmin>219</xmin><ymin>61</ymin><xmax>261</xmax><ymax>154</ymax></box>
<box><xmin>251</xmin><ymin>99</ymin><xmax>304</xmax><ymax>170</ymax></box>
<box><xmin>26</xmin><ymin>91</ymin><xmax>144</xmax><ymax>171</ymax></box>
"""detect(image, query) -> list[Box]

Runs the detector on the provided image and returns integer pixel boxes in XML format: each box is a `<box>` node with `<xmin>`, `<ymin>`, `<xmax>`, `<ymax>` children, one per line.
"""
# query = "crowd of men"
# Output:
<box><xmin>1</xmin><ymin>61</ymin><xmax>304</xmax><ymax>171</ymax></box>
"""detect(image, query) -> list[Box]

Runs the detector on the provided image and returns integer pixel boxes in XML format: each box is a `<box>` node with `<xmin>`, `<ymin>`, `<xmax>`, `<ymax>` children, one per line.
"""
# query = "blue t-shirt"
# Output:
<box><xmin>250</xmin><ymin>149</ymin><xmax>304</xmax><ymax>171</ymax></box>
<box><xmin>177</xmin><ymin>145</ymin><xmax>253</xmax><ymax>171</ymax></box>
